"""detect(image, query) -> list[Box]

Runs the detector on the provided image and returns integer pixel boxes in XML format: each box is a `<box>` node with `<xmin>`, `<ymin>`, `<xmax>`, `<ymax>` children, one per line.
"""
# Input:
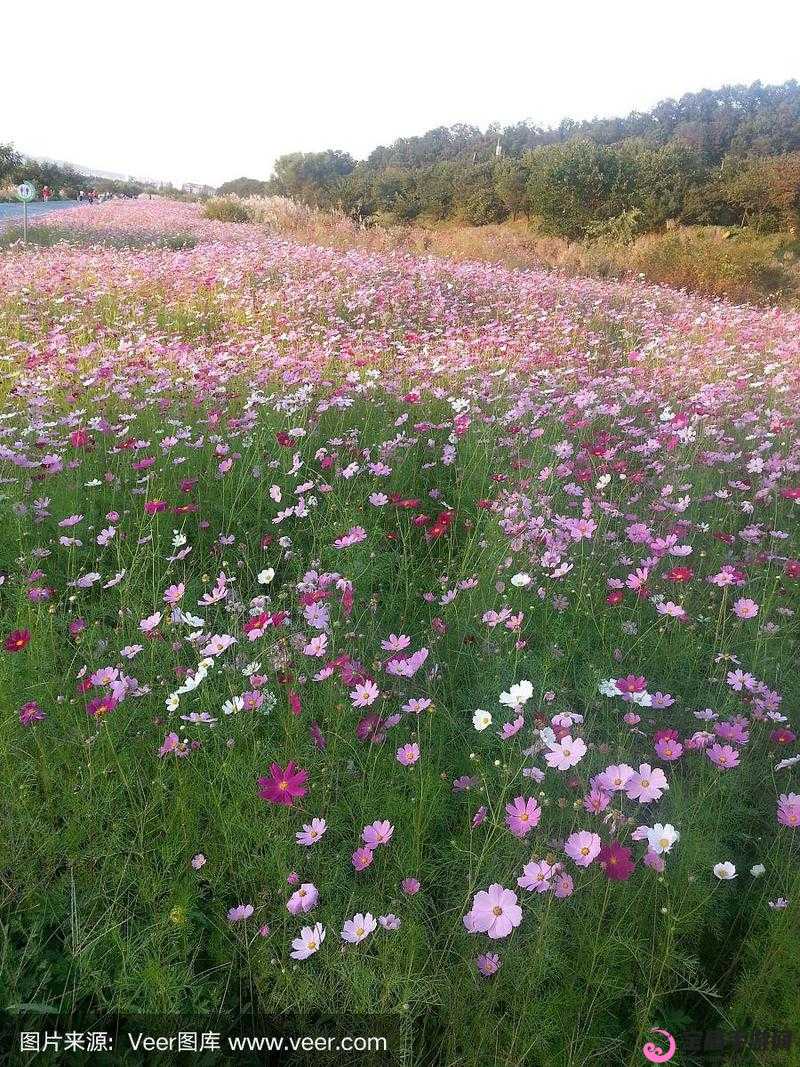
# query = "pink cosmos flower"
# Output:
<box><xmin>500</xmin><ymin>715</ymin><xmax>525</xmax><ymax>739</ymax></box>
<box><xmin>350</xmin><ymin>680</ymin><xmax>380</xmax><ymax>708</ymax></box>
<box><xmin>401</xmin><ymin>877</ymin><xmax>420</xmax><ymax>895</ymax></box>
<box><xmin>476</xmin><ymin>953</ymin><xmax>502</xmax><ymax>977</ymax></box>
<box><xmin>732</xmin><ymin>598</ymin><xmax>759</xmax><ymax>619</ymax></box>
<box><xmin>396</xmin><ymin>742</ymin><xmax>421</xmax><ymax>766</ymax></box>
<box><xmin>296</xmin><ymin>818</ymin><xmax>327</xmax><ymax>846</ymax></box>
<box><xmin>583</xmin><ymin>788</ymin><xmax>611</xmax><ymax>814</ymax></box>
<box><xmin>596</xmin><ymin>764</ymin><xmax>635</xmax><ymax>792</ymax></box>
<box><xmin>290</xmin><ymin>922</ymin><xmax>325</xmax><ymax>960</ymax></box>
<box><xmin>517</xmin><ymin>860</ymin><xmax>555</xmax><ymax>893</ymax></box>
<box><xmin>381</xmin><ymin>633</ymin><xmax>411</xmax><ymax>652</ymax></box>
<box><xmin>624</xmin><ymin>763</ymin><xmax>669</xmax><ymax>803</ymax></box>
<box><xmin>616</xmin><ymin>675</ymin><xmax>647</xmax><ymax>694</ymax></box>
<box><xmin>191</xmin><ymin>854</ymin><xmax>206</xmax><ymax>870</ymax></box>
<box><xmin>341</xmin><ymin>912</ymin><xmax>377</xmax><ymax>944</ymax></box>
<box><xmin>707</xmin><ymin>743</ymin><xmax>740</xmax><ymax>770</ymax></box>
<box><xmin>352</xmin><ymin>847</ymin><xmax>374</xmax><ymax>871</ymax></box>
<box><xmin>505</xmin><ymin>796</ymin><xmax>542</xmax><ymax>838</ymax></box>
<box><xmin>19</xmin><ymin>701</ymin><xmax>46</xmax><ymax>726</ymax></box>
<box><xmin>287</xmin><ymin>883</ymin><xmax>319</xmax><ymax>915</ymax></box>
<box><xmin>565</xmin><ymin>831</ymin><xmax>602</xmax><ymax>867</ymax></box>
<box><xmin>379</xmin><ymin>914</ymin><xmax>401</xmax><ymax>929</ymax></box>
<box><xmin>227</xmin><ymin>904</ymin><xmax>254</xmax><ymax>922</ymax></box>
<box><xmin>139</xmin><ymin>611</ymin><xmax>162</xmax><ymax>634</ymax></box>
<box><xmin>654</xmin><ymin>737</ymin><xmax>684</xmax><ymax>761</ymax></box>
<box><xmin>4</xmin><ymin>629</ymin><xmax>31</xmax><ymax>653</ymax></box>
<box><xmin>303</xmin><ymin>633</ymin><xmax>328</xmax><ymax>657</ymax></box>
<box><xmin>163</xmin><ymin>583</ymin><xmax>185</xmax><ymax>605</ymax></box>
<box><xmin>333</xmin><ymin>526</ymin><xmax>367</xmax><ymax>549</ymax></box>
<box><xmin>544</xmin><ymin>735</ymin><xmax>587</xmax><ymax>770</ymax></box>
<box><xmin>777</xmin><ymin>793</ymin><xmax>800</xmax><ymax>828</ymax></box>
<box><xmin>467</xmin><ymin>884</ymin><xmax>523</xmax><ymax>939</ymax></box>
<box><xmin>257</xmin><ymin>761</ymin><xmax>309</xmax><ymax>806</ymax></box>
<box><xmin>553</xmin><ymin>873</ymin><xmax>574</xmax><ymax>898</ymax></box>
<box><xmin>362</xmin><ymin>820</ymin><xmax>394</xmax><ymax>848</ymax></box>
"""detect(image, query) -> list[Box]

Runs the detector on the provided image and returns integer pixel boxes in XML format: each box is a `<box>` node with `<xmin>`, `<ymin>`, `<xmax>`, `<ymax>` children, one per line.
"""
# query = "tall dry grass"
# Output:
<box><xmin>205</xmin><ymin>195</ymin><xmax>800</xmax><ymax>305</ymax></box>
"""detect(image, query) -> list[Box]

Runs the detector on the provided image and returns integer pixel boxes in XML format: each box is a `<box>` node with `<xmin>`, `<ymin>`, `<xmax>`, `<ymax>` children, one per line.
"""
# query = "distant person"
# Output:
<box><xmin>77</xmin><ymin>189</ymin><xmax>86</xmax><ymax>203</ymax></box>
<box><xmin>41</xmin><ymin>185</ymin><xmax>51</xmax><ymax>202</ymax></box>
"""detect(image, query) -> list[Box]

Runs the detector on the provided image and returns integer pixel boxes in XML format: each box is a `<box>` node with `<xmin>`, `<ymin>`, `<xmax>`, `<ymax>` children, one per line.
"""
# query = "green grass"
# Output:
<box><xmin>0</xmin><ymin>230</ymin><xmax>799</xmax><ymax>1066</ymax></box>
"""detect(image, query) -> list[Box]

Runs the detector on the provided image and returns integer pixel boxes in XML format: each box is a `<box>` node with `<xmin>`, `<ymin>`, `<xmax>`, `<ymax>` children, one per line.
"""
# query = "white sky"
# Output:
<box><xmin>3</xmin><ymin>0</ymin><xmax>799</xmax><ymax>187</ymax></box>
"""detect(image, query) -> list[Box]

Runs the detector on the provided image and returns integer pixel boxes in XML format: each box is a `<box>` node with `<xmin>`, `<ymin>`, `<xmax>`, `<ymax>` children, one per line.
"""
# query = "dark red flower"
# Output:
<box><xmin>4</xmin><ymin>629</ymin><xmax>30</xmax><ymax>653</ymax></box>
<box><xmin>598</xmin><ymin>842</ymin><xmax>635</xmax><ymax>881</ymax></box>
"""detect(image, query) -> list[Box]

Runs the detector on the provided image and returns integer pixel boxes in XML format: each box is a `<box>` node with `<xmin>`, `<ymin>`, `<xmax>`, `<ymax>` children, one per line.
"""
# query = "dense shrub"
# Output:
<box><xmin>242</xmin><ymin>80</ymin><xmax>800</xmax><ymax>235</ymax></box>
<box><xmin>203</xmin><ymin>198</ymin><xmax>253</xmax><ymax>223</ymax></box>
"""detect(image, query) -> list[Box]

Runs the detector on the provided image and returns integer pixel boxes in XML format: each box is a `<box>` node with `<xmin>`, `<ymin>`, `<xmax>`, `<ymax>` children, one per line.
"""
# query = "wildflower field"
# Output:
<box><xmin>1</xmin><ymin>199</ymin><xmax>799</xmax><ymax>1065</ymax></box>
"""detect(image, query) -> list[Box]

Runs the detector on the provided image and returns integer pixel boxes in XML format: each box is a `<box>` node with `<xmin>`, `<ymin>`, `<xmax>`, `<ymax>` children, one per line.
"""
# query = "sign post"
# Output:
<box><xmin>17</xmin><ymin>182</ymin><xmax>36</xmax><ymax>242</ymax></box>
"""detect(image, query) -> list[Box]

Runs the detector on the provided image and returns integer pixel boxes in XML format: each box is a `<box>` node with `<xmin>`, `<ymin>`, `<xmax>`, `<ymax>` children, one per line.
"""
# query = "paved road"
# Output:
<box><xmin>0</xmin><ymin>200</ymin><xmax>81</xmax><ymax>229</ymax></box>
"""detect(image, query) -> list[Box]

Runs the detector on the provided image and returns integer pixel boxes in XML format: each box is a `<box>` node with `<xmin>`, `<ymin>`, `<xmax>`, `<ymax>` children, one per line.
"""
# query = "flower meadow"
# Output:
<box><xmin>1</xmin><ymin>199</ymin><xmax>799</xmax><ymax>1065</ymax></box>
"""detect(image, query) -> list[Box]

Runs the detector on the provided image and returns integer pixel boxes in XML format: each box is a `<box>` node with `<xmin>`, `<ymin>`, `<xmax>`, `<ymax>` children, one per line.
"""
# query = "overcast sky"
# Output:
<box><xmin>3</xmin><ymin>0</ymin><xmax>799</xmax><ymax>187</ymax></box>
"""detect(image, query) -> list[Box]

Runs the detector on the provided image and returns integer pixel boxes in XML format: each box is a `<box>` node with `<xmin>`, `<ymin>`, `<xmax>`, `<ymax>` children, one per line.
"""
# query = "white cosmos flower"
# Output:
<box><xmin>599</xmin><ymin>678</ymin><xmax>622</xmax><ymax>697</ymax></box>
<box><xmin>473</xmin><ymin>709</ymin><xmax>492</xmax><ymax>732</ymax></box>
<box><xmin>646</xmin><ymin>823</ymin><xmax>680</xmax><ymax>854</ymax></box>
<box><xmin>510</xmin><ymin>573</ymin><xmax>531</xmax><ymax>588</ymax></box>
<box><xmin>499</xmin><ymin>680</ymin><xmax>533</xmax><ymax>709</ymax></box>
<box><xmin>713</xmin><ymin>862</ymin><xmax>737</xmax><ymax>880</ymax></box>
<box><xmin>258</xmin><ymin>568</ymin><xmax>275</xmax><ymax>584</ymax></box>
<box><xmin>750</xmin><ymin>864</ymin><xmax>766</xmax><ymax>877</ymax></box>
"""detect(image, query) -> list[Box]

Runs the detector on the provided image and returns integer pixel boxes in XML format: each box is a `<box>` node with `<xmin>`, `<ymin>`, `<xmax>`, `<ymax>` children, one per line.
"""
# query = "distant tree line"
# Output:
<box><xmin>0</xmin><ymin>144</ymin><xmax>167</xmax><ymax>200</ymax></box>
<box><xmin>229</xmin><ymin>81</ymin><xmax>800</xmax><ymax>237</ymax></box>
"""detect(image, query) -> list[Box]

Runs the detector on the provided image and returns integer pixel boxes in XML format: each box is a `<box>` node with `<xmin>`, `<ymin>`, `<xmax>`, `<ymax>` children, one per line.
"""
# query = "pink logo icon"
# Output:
<box><xmin>642</xmin><ymin>1028</ymin><xmax>676</xmax><ymax>1062</ymax></box>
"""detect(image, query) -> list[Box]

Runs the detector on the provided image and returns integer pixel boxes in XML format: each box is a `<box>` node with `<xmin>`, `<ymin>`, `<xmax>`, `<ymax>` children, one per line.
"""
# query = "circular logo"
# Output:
<box><xmin>642</xmin><ymin>1029</ymin><xmax>676</xmax><ymax>1062</ymax></box>
<box><xmin>17</xmin><ymin>181</ymin><xmax>36</xmax><ymax>202</ymax></box>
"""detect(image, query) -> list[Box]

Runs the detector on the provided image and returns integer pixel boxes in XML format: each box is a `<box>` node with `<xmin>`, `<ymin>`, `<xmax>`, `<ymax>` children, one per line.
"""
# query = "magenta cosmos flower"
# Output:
<box><xmin>467</xmin><ymin>884</ymin><xmax>523</xmax><ymax>939</ymax></box>
<box><xmin>258</xmin><ymin>761</ymin><xmax>309</xmax><ymax>806</ymax></box>
<box><xmin>565</xmin><ymin>830</ymin><xmax>602</xmax><ymax>867</ymax></box>
<box><xmin>19</xmin><ymin>700</ymin><xmax>46</xmax><ymax>726</ymax></box>
<box><xmin>505</xmin><ymin>796</ymin><xmax>542</xmax><ymax>838</ymax></box>
<box><xmin>597</xmin><ymin>842</ymin><xmax>636</xmax><ymax>881</ymax></box>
